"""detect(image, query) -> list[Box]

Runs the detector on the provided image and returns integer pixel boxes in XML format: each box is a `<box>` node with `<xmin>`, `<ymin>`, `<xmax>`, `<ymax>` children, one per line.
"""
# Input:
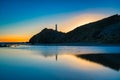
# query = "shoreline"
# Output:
<box><xmin>30</xmin><ymin>42</ymin><xmax>120</xmax><ymax>46</ymax></box>
<box><xmin>0</xmin><ymin>42</ymin><xmax>120</xmax><ymax>47</ymax></box>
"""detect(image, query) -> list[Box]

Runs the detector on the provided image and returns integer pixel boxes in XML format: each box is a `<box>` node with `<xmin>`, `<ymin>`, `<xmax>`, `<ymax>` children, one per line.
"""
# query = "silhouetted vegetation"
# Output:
<box><xmin>29</xmin><ymin>14</ymin><xmax>120</xmax><ymax>44</ymax></box>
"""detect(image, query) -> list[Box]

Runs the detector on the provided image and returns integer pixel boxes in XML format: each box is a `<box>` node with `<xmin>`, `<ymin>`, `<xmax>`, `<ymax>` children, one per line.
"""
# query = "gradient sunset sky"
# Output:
<box><xmin>0</xmin><ymin>0</ymin><xmax>120</xmax><ymax>42</ymax></box>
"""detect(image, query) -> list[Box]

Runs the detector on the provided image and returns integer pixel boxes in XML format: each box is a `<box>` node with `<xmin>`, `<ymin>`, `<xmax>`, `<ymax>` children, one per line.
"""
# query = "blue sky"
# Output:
<box><xmin>0</xmin><ymin>0</ymin><xmax>120</xmax><ymax>42</ymax></box>
<box><xmin>1</xmin><ymin>0</ymin><xmax>120</xmax><ymax>26</ymax></box>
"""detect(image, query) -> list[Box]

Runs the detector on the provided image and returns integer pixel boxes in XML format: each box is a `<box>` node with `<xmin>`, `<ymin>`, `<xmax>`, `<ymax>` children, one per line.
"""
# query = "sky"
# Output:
<box><xmin>0</xmin><ymin>0</ymin><xmax>120</xmax><ymax>42</ymax></box>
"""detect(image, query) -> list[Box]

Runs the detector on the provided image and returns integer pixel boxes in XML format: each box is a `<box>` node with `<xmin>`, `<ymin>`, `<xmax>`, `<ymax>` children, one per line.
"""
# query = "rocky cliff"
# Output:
<box><xmin>29</xmin><ymin>14</ymin><xmax>120</xmax><ymax>44</ymax></box>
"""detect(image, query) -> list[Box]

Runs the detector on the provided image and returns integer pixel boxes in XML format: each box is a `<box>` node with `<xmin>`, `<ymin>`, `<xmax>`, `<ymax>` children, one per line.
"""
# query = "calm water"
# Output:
<box><xmin>0</xmin><ymin>45</ymin><xmax>120</xmax><ymax>80</ymax></box>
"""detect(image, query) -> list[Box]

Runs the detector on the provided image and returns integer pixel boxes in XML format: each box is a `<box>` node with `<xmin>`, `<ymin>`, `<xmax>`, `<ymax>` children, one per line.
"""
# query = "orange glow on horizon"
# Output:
<box><xmin>0</xmin><ymin>35</ymin><xmax>30</xmax><ymax>42</ymax></box>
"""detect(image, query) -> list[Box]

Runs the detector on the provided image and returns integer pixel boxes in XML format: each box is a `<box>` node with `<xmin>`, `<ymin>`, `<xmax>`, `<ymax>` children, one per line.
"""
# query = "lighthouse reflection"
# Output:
<box><xmin>56</xmin><ymin>54</ymin><xmax>58</xmax><ymax>61</ymax></box>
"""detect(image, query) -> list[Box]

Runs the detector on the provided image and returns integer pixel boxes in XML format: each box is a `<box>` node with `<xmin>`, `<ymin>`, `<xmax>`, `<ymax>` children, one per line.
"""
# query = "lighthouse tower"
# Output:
<box><xmin>55</xmin><ymin>24</ymin><xmax>57</xmax><ymax>31</ymax></box>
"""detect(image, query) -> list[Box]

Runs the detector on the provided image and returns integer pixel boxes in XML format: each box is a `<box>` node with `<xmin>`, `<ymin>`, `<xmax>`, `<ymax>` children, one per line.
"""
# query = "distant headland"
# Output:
<box><xmin>29</xmin><ymin>14</ymin><xmax>120</xmax><ymax>44</ymax></box>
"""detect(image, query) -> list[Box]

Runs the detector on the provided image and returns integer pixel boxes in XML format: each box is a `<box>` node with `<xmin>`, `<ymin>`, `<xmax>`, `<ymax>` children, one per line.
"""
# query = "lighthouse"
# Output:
<box><xmin>55</xmin><ymin>24</ymin><xmax>57</xmax><ymax>31</ymax></box>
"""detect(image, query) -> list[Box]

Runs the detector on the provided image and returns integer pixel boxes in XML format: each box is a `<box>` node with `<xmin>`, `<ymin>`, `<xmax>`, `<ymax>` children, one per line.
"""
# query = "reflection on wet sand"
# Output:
<box><xmin>76</xmin><ymin>54</ymin><xmax>120</xmax><ymax>71</ymax></box>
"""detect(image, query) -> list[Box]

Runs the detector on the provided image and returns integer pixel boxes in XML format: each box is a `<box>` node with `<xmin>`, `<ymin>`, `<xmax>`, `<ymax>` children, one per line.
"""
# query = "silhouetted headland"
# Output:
<box><xmin>76</xmin><ymin>54</ymin><xmax>120</xmax><ymax>71</ymax></box>
<box><xmin>29</xmin><ymin>14</ymin><xmax>120</xmax><ymax>45</ymax></box>
<box><xmin>29</xmin><ymin>28</ymin><xmax>65</xmax><ymax>44</ymax></box>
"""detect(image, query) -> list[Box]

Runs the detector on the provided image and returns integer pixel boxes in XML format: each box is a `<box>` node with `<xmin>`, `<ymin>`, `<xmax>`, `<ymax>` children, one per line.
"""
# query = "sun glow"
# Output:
<box><xmin>0</xmin><ymin>12</ymin><xmax>108</xmax><ymax>42</ymax></box>
<box><xmin>0</xmin><ymin>35</ymin><xmax>29</xmax><ymax>42</ymax></box>
<box><xmin>59</xmin><ymin>13</ymin><xmax>106</xmax><ymax>32</ymax></box>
